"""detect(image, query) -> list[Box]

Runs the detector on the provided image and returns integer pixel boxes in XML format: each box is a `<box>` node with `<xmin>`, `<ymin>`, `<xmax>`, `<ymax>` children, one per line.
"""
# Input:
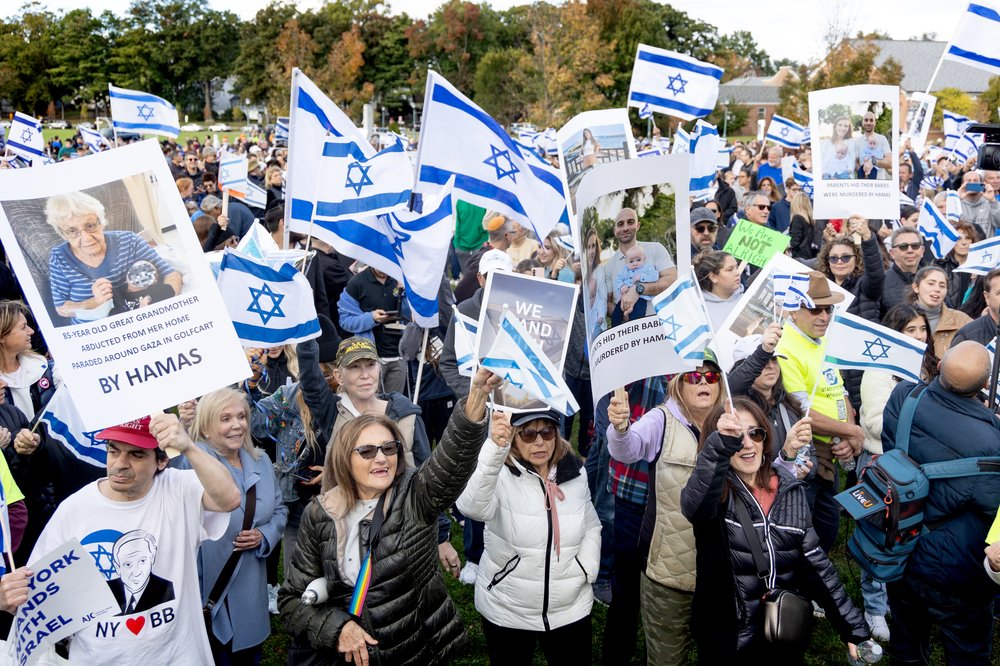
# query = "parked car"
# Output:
<box><xmin>47</xmin><ymin>120</ymin><xmax>70</xmax><ymax>129</ymax></box>
<box><xmin>208</xmin><ymin>123</ymin><xmax>231</xmax><ymax>132</ymax></box>
<box><xmin>180</xmin><ymin>123</ymin><xmax>203</xmax><ymax>132</ymax></box>
<box><xmin>77</xmin><ymin>122</ymin><xmax>95</xmax><ymax>131</ymax></box>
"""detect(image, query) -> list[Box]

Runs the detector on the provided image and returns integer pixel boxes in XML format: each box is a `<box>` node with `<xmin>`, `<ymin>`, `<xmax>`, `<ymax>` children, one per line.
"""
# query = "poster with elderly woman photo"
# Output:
<box><xmin>0</xmin><ymin>140</ymin><xmax>249</xmax><ymax>429</ymax></box>
<box><xmin>809</xmin><ymin>84</ymin><xmax>900</xmax><ymax>220</ymax></box>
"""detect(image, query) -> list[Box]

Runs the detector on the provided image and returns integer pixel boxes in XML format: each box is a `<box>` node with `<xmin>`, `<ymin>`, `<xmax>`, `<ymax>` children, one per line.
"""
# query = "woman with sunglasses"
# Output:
<box><xmin>906</xmin><ymin>265</ymin><xmax>971</xmax><ymax>359</ymax></box>
<box><xmin>857</xmin><ymin>304</ymin><xmax>940</xmax><ymax>643</ymax></box>
<box><xmin>606</xmin><ymin>362</ymin><xmax>727</xmax><ymax>665</ymax></box>
<box><xmin>456</xmin><ymin>409</ymin><xmax>600</xmax><ymax>664</ymax></box>
<box><xmin>681</xmin><ymin>398</ymin><xmax>869</xmax><ymax>661</ymax></box>
<box><xmin>280</xmin><ymin>368</ymin><xmax>502</xmax><ymax>665</ymax></box>
<box><xmin>815</xmin><ymin>220</ymin><xmax>884</xmax><ymax>324</ymax></box>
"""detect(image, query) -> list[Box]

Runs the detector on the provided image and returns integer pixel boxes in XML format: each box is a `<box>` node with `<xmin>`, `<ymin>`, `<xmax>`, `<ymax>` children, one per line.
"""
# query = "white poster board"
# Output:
<box><xmin>557</xmin><ymin>109</ymin><xmax>637</xmax><ymax>218</ymax></box>
<box><xmin>573</xmin><ymin>155</ymin><xmax>690</xmax><ymax>404</ymax></box>
<box><xmin>903</xmin><ymin>91</ymin><xmax>936</xmax><ymax>155</ymax></box>
<box><xmin>809</xmin><ymin>84</ymin><xmax>900</xmax><ymax>220</ymax></box>
<box><xmin>0</xmin><ymin>140</ymin><xmax>250</xmax><ymax>429</ymax></box>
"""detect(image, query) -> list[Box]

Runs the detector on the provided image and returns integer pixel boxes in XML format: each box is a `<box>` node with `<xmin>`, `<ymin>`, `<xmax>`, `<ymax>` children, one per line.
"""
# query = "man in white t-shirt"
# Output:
<box><xmin>0</xmin><ymin>413</ymin><xmax>240</xmax><ymax>665</ymax></box>
<box><xmin>853</xmin><ymin>111</ymin><xmax>892</xmax><ymax>179</ymax></box>
<box><xmin>602</xmin><ymin>207</ymin><xmax>677</xmax><ymax>324</ymax></box>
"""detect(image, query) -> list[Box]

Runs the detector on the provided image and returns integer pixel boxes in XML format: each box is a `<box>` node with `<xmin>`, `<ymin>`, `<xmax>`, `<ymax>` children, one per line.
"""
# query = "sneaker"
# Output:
<box><xmin>267</xmin><ymin>584</ymin><xmax>279</xmax><ymax>615</ymax></box>
<box><xmin>459</xmin><ymin>561</ymin><xmax>478</xmax><ymax>585</ymax></box>
<box><xmin>865</xmin><ymin>613</ymin><xmax>890</xmax><ymax>642</ymax></box>
<box><xmin>812</xmin><ymin>600</ymin><xmax>826</xmax><ymax>618</ymax></box>
<box><xmin>592</xmin><ymin>580</ymin><xmax>612</xmax><ymax>606</ymax></box>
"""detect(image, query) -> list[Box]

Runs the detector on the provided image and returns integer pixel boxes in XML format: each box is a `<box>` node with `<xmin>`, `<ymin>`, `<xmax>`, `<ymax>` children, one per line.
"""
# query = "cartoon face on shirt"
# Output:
<box><xmin>115</xmin><ymin>538</ymin><xmax>154</xmax><ymax>595</ymax></box>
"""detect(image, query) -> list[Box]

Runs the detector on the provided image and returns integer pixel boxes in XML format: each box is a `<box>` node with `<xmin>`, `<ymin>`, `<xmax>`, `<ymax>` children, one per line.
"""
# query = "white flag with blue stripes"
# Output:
<box><xmin>946</xmin><ymin>189</ymin><xmax>963</xmax><ymax>223</ymax></box>
<box><xmin>6</xmin><ymin>112</ymin><xmax>45</xmax><ymax>161</ymax></box>
<box><xmin>275</xmin><ymin>116</ymin><xmax>289</xmax><ymax>142</ymax></box>
<box><xmin>481</xmin><ymin>309</ymin><xmax>579</xmax><ymax>416</ymax></box>
<box><xmin>950</xmin><ymin>131</ymin><xmax>983</xmax><ymax>162</ymax></box>
<box><xmin>793</xmin><ymin>166</ymin><xmax>814</xmax><ymax>199</ymax></box>
<box><xmin>414</xmin><ymin>71</ymin><xmax>569</xmax><ymax>239</ymax></box>
<box><xmin>243</xmin><ymin>180</ymin><xmax>268</xmax><ymax>209</ymax></box>
<box><xmin>651</xmin><ymin>274</ymin><xmax>713</xmax><ymax>366</ymax></box>
<box><xmin>79</xmin><ymin>126</ymin><xmax>110</xmax><ymax>153</ymax></box>
<box><xmin>217</xmin><ymin>249</ymin><xmax>321</xmax><ymax>346</ymax></box>
<box><xmin>39</xmin><ymin>387</ymin><xmax>106</xmax><ymax>469</ymax></box>
<box><xmin>773</xmin><ymin>273</ymin><xmax>814</xmax><ymax>312</ymax></box>
<box><xmin>108</xmin><ymin>84</ymin><xmax>180</xmax><ymax>138</ymax></box>
<box><xmin>627</xmin><ymin>44</ymin><xmax>723</xmax><ymax>121</ymax></box>
<box><xmin>689</xmin><ymin>120</ymin><xmax>721</xmax><ymax>201</ymax></box>
<box><xmin>956</xmin><ymin>235</ymin><xmax>1000</xmax><ymax>274</ymax></box>
<box><xmin>638</xmin><ymin>103</ymin><xmax>653</xmax><ymax>120</ymax></box>
<box><xmin>824</xmin><ymin>310</ymin><xmax>926</xmax><ymax>383</ymax></box>
<box><xmin>918</xmin><ymin>199</ymin><xmax>961</xmax><ymax>259</ymax></box>
<box><xmin>943</xmin><ymin>2</ymin><xmax>1000</xmax><ymax>75</ymax></box>
<box><xmin>315</xmin><ymin>137</ymin><xmax>413</xmax><ymax>220</ymax></box>
<box><xmin>671</xmin><ymin>126</ymin><xmax>691</xmax><ymax>154</ymax></box>
<box><xmin>219</xmin><ymin>154</ymin><xmax>248</xmax><ymax>196</ymax></box>
<box><xmin>453</xmin><ymin>310</ymin><xmax>479</xmax><ymax>377</ymax></box>
<box><xmin>765</xmin><ymin>114</ymin><xmax>806</xmax><ymax>148</ymax></box>
<box><xmin>943</xmin><ymin>110</ymin><xmax>973</xmax><ymax>150</ymax></box>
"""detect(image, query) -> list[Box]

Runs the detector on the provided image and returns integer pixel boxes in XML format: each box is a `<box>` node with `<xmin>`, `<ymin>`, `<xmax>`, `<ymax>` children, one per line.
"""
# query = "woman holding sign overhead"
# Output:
<box><xmin>606</xmin><ymin>361</ymin><xmax>727</xmax><ymax>665</ymax></box>
<box><xmin>815</xmin><ymin>219</ymin><xmax>884</xmax><ymax>324</ymax></box>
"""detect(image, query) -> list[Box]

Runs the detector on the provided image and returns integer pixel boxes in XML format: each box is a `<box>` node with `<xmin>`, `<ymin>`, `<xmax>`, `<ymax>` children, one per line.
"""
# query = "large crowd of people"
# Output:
<box><xmin>0</xmin><ymin>116</ymin><xmax>995</xmax><ymax>666</ymax></box>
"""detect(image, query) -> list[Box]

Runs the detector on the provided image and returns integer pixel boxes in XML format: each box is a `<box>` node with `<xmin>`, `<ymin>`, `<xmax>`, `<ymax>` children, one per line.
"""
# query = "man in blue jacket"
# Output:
<box><xmin>881</xmin><ymin>341</ymin><xmax>1000</xmax><ymax>665</ymax></box>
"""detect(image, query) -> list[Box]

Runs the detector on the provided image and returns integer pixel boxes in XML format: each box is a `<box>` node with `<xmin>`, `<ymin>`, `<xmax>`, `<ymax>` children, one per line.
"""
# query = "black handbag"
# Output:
<box><xmin>732</xmin><ymin>493</ymin><xmax>813</xmax><ymax>650</ymax></box>
<box><xmin>203</xmin><ymin>484</ymin><xmax>256</xmax><ymax>633</ymax></box>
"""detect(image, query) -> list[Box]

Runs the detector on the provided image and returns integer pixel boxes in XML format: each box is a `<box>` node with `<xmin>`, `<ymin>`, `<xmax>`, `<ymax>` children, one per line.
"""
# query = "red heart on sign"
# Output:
<box><xmin>125</xmin><ymin>616</ymin><xmax>145</xmax><ymax>635</ymax></box>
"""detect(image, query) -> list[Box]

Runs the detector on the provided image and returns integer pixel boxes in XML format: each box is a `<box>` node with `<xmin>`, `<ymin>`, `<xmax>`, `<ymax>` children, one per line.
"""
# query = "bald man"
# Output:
<box><xmin>880</xmin><ymin>341</ymin><xmax>1000</xmax><ymax>664</ymax></box>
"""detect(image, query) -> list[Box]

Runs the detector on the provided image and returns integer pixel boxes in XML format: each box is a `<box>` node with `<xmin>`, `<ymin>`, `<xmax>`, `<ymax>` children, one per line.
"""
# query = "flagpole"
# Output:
<box><xmin>989</xmin><ymin>319</ymin><xmax>1000</xmax><ymax>411</ymax></box>
<box><xmin>691</xmin><ymin>274</ymin><xmax>735</xmax><ymax>413</ymax></box>
<box><xmin>412</xmin><ymin>327</ymin><xmax>430</xmax><ymax>404</ymax></box>
<box><xmin>108</xmin><ymin>84</ymin><xmax>119</xmax><ymax>148</ymax></box>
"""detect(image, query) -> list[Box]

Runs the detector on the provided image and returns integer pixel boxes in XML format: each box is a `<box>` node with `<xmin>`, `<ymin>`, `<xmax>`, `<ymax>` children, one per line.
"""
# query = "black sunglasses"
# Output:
<box><xmin>518</xmin><ymin>425</ymin><xmax>557</xmax><ymax>444</ymax></box>
<box><xmin>744</xmin><ymin>427</ymin><xmax>767</xmax><ymax>443</ymax></box>
<box><xmin>353</xmin><ymin>440</ymin><xmax>401</xmax><ymax>460</ymax></box>
<box><xmin>828</xmin><ymin>254</ymin><xmax>855</xmax><ymax>264</ymax></box>
<box><xmin>894</xmin><ymin>242</ymin><xmax>922</xmax><ymax>251</ymax></box>
<box><xmin>681</xmin><ymin>370</ymin><xmax>721</xmax><ymax>385</ymax></box>
<box><xmin>754</xmin><ymin>203</ymin><xmax>772</xmax><ymax>211</ymax></box>
<box><xmin>805</xmin><ymin>305</ymin><xmax>833</xmax><ymax>315</ymax></box>
<box><xmin>694</xmin><ymin>224</ymin><xmax>716</xmax><ymax>234</ymax></box>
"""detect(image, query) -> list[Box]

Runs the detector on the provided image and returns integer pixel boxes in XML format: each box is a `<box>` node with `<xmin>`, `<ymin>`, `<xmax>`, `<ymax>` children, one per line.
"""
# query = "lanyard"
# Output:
<box><xmin>348</xmin><ymin>492</ymin><xmax>388</xmax><ymax>617</ymax></box>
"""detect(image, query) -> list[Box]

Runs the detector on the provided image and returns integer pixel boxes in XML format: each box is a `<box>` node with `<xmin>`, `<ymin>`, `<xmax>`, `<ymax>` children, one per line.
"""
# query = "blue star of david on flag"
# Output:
<box><xmin>502</xmin><ymin>370</ymin><xmax>525</xmax><ymax>390</ymax></box>
<box><xmin>247</xmin><ymin>283</ymin><xmax>285</xmax><ymax>325</ymax></box>
<box><xmin>345</xmin><ymin>161</ymin><xmax>374</xmax><ymax>196</ymax></box>
<box><xmin>483</xmin><ymin>144</ymin><xmax>520</xmax><ymax>183</ymax></box>
<box><xmin>779</xmin><ymin>125</ymin><xmax>790</xmax><ymax>137</ymax></box>
<box><xmin>862</xmin><ymin>337</ymin><xmax>891</xmax><ymax>362</ymax></box>
<box><xmin>220</xmin><ymin>167</ymin><xmax>232</xmax><ymax>182</ymax></box>
<box><xmin>661</xmin><ymin>314</ymin><xmax>682</xmax><ymax>341</ymax></box>
<box><xmin>136</xmin><ymin>103</ymin><xmax>155</xmax><ymax>121</ymax></box>
<box><xmin>666</xmin><ymin>73</ymin><xmax>688</xmax><ymax>97</ymax></box>
<box><xmin>985</xmin><ymin>250</ymin><xmax>994</xmax><ymax>263</ymax></box>
<box><xmin>19</xmin><ymin>129</ymin><xmax>32</xmax><ymax>143</ymax></box>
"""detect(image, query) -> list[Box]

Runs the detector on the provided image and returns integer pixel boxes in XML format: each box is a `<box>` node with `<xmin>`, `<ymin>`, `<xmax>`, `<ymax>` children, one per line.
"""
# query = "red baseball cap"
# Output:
<box><xmin>96</xmin><ymin>416</ymin><xmax>159</xmax><ymax>450</ymax></box>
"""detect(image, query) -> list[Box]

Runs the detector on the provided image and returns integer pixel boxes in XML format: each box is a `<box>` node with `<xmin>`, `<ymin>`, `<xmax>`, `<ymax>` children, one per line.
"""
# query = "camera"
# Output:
<box><xmin>968</xmin><ymin>124</ymin><xmax>1000</xmax><ymax>171</ymax></box>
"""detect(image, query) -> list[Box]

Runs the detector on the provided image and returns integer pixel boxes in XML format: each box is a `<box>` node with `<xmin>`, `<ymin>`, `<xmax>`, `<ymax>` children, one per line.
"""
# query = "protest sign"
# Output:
<box><xmin>5</xmin><ymin>539</ymin><xmax>117</xmax><ymax>666</ymax></box>
<box><xmin>475</xmin><ymin>271</ymin><xmax>578</xmax><ymax>413</ymax></box>
<box><xmin>809</xmin><ymin>84</ymin><xmax>900</xmax><ymax>220</ymax></box>
<box><xmin>903</xmin><ymin>91</ymin><xmax>936</xmax><ymax>154</ymax></box>
<box><xmin>0</xmin><ymin>140</ymin><xmax>249</xmax><ymax>429</ymax></box>
<box><xmin>723</xmin><ymin>220</ymin><xmax>791</xmax><ymax>267</ymax></box>
<box><xmin>709</xmin><ymin>253</ymin><xmax>855</xmax><ymax>371</ymax></box>
<box><xmin>572</xmin><ymin>155</ymin><xmax>690</xmax><ymax>404</ymax></box>
<box><xmin>557</xmin><ymin>109</ymin><xmax>637</xmax><ymax>218</ymax></box>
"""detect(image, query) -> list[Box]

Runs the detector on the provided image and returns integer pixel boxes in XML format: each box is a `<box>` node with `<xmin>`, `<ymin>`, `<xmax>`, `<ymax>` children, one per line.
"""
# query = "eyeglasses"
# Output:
<box><xmin>754</xmin><ymin>204</ymin><xmax>772</xmax><ymax>211</ymax></box>
<box><xmin>805</xmin><ymin>305</ymin><xmax>833</xmax><ymax>315</ymax></box>
<box><xmin>894</xmin><ymin>242</ymin><xmax>922</xmax><ymax>251</ymax></box>
<box><xmin>828</xmin><ymin>254</ymin><xmax>855</xmax><ymax>264</ymax></box>
<box><xmin>518</xmin><ymin>425</ymin><xmax>557</xmax><ymax>443</ymax></box>
<box><xmin>353</xmin><ymin>440</ymin><xmax>401</xmax><ymax>460</ymax></box>
<box><xmin>59</xmin><ymin>221</ymin><xmax>102</xmax><ymax>239</ymax></box>
<box><xmin>681</xmin><ymin>370</ymin><xmax>721</xmax><ymax>385</ymax></box>
<box><xmin>744</xmin><ymin>427</ymin><xmax>768</xmax><ymax>443</ymax></box>
<box><xmin>694</xmin><ymin>224</ymin><xmax>716</xmax><ymax>234</ymax></box>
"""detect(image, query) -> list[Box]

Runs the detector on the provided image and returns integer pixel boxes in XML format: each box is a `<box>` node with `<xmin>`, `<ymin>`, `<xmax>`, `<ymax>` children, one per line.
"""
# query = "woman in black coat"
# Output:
<box><xmin>681</xmin><ymin>398</ymin><xmax>869</xmax><ymax>662</ymax></box>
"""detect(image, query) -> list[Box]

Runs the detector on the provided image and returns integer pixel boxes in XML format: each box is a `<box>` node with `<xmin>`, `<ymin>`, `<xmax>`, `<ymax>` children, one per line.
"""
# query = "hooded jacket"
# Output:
<box><xmin>702</xmin><ymin>284</ymin><xmax>744</xmax><ymax>333</ymax></box>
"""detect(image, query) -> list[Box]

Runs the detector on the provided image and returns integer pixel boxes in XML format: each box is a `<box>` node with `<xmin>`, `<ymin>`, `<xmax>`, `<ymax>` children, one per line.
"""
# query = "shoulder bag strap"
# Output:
<box><xmin>893</xmin><ymin>384</ymin><xmax>928</xmax><ymax>456</ymax></box>
<box><xmin>732</xmin><ymin>492</ymin><xmax>769</xmax><ymax>582</ymax></box>
<box><xmin>205</xmin><ymin>484</ymin><xmax>257</xmax><ymax>614</ymax></box>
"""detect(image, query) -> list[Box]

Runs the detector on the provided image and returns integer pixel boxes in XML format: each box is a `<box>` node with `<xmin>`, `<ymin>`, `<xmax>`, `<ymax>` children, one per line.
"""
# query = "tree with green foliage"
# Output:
<box><xmin>0</xmin><ymin>5</ymin><xmax>59</xmax><ymax>116</ymax></box>
<box><xmin>933</xmin><ymin>87</ymin><xmax>979</xmax><ymax>126</ymax></box>
<box><xmin>474</xmin><ymin>47</ymin><xmax>537</xmax><ymax>126</ymax></box>
<box><xmin>979</xmin><ymin>76</ymin><xmax>1000</xmax><ymax>123</ymax></box>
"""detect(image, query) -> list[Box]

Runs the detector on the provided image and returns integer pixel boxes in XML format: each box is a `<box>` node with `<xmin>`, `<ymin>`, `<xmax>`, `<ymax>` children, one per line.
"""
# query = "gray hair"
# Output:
<box><xmin>45</xmin><ymin>191</ymin><xmax>107</xmax><ymax>233</ymax></box>
<box><xmin>742</xmin><ymin>190</ymin><xmax>766</xmax><ymax>211</ymax></box>
<box><xmin>200</xmin><ymin>195</ymin><xmax>223</xmax><ymax>213</ymax></box>
<box><xmin>112</xmin><ymin>529</ymin><xmax>157</xmax><ymax>563</ymax></box>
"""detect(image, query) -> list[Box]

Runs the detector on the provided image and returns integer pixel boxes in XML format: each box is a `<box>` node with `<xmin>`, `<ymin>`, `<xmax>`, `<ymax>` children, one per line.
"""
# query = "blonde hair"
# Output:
<box><xmin>45</xmin><ymin>191</ymin><xmax>108</xmax><ymax>234</ymax></box>
<box><xmin>666</xmin><ymin>363</ymin><xmax>726</xmax><ymax>429</ymax></box>
<box><xmin>322</xmin><ymin>413</ymin><xmax>408</xmax><ymax>500</ymax></box>
<box><xmin>789</xmin><ymin>191</ymin><xmax>814</xmax><ymax>226</ymax></box>
<box><xmin>539</xmin><ymin>230</ymin><xmax>567</xmax><ymax>268</ymax></box>
<box><xmin>189</xmin><ymin>387</ymin><xmax>260</xmax><ymax>460</ymax></box>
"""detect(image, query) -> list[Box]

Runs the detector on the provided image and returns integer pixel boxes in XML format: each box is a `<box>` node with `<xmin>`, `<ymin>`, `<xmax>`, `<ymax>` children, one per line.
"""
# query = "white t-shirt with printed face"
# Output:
<box><xmin>30</xmin><ymin>468</ymin><xmax>227</xmax><ymax>666</ymax></box>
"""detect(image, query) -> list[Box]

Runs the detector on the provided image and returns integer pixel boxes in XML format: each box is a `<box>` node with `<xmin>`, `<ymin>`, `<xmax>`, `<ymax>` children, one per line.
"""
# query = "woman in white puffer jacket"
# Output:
<box><xmin>457</xmin><ymin>408</ymin><xmax>602</xmax><ymax>665</ymax></box>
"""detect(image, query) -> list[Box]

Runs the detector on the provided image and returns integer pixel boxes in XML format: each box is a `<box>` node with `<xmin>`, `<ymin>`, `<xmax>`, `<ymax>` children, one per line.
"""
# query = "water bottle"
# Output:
<box><xmin>301</xmin><ymin>577</ymin><xmax>329</xmax><ymax>606</ymax></box>
<box><xmin>793</xmin><ymin>443</ymin><xmax>812</xmax><ymax>478</ymax></box>
<box><xmin>832</xmin><ymin>436</ymin><xmax>856</xmax><ymax>472</ymax></box>
<box><xmin>848</xmin><ymin>639</ymin><xmax>884</xmax><ymax>664</ymax></box>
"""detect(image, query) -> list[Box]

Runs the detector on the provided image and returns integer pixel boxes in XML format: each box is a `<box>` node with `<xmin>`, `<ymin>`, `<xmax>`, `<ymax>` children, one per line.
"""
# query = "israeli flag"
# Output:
<box><xmin>917</xmin><ymin>199</ymin><xmax>961</xmax><ymax>259</ymax></box>
<box><xmin>414</xmin><ymin>71</ymin><xmax>569</xmax><ymax>239</ymax></box>
<box><xmin>453</xmin><ymin>310</ymin><xmax>479</xmax><ymax>377</ymax></box>
<box><xmin>803</xmin><ymin>127</ymin><xmax>811</xmax><ymax>144</ymax></box>
<box><xmin>946</xmin><ymin>189</ymin><xmax>963</xmax><ymax>222</ymax></box>
<box><xmin>988</xmin><ymin>337</ymin><xmax>997</xmax><ymax>355</ymax></box>
<box><xmin>296</xmin><ymin>182</ymin><xmax>455</xmax><ymax>328</ymax></box>
<box><xmin>899</xmin><ymin>191</ymin><xmax>915</xmax><ymax>208</ymax></box>
<box><xmin>717</xmin><ymin>145</ymin><xmax>732</xmax><ymax>170</ymax></box>
<box><xmin>481</xmin><ymin>309</ymin><xmax>579</xmax><ymax>416</ymax></box>
<box><xmin>950</xmin><ymin>131</ymin><xmax>984</xmax><ymax>162</ymax></box>
<box><xmin>765</xmin><ymin>114</ymin><xmax>806</xmax><ymax>148</ymax></box>
<box><xmin>6</xmin><ymin>112</ymin><xmax>45</xmax><ymax>161</ymax></box>
<box><xmin>793</xmin><ymin>166</ymin><xmax>814</xmax><ymax>199</ymax></box>
<box><xmin>638</xmin><ymin>103</ymin><xmax>653</xmax><ymax>120</ymax></box>
<box><xmin>534</xmin><ymin>127</ymin><xmax>559</xmax><ymax>156</ymax></box>
<box><xmin>108</xmin><ymin>84</ymin><xmax>180</xmax><ymax>138</ymax></box>
<box><xmin>275</xmin><ymin>116</ymin><xmax>290</xmax><ymax>142</ymax></box>
<box><xmin>651</xmin><ymin>274</ymin><xmax>713</xmax><ymax>365</ymax></box>
<box><xmin>824</xmin><ymin>310</ymin><xmax>926</xmax><ymax>383</ymax></box>
<box><xmin>773</xmin><ymin>273</ymin><xmax>813</xmax><ymax>312</ymax></box>
<box><xmin>671</xmin><ymin>126</ymin><xmax>691</xmax><ymax>154</ymax></box>
<box><xmin>956</xmin><ymin>236</ymin><xmax>1000</xmax><ymax>275</ymax></box>
<box><xmin>243</xmin><ymin>180</ymin><xmax>268</xmax><ymax>209</ymax></box>
<box><xmin>943</xmin><ymin>110</ymin><xmax>973</xmax><ymax>150</ymax></box>
<box><xmin>219</xmin><ymin>154</ymin><xmax>248</xmax><ymax>196</ymax></box>
<box><xmin>689</xmin><ymin>120</ymin><xmax>721</xmax><ymax>201</ymax></box>
<box><xmin>943</xmin><ymin>2</ymin><xmax>1000</xmax><ymax>75</ymax></box>
<box><xmin>637</xmin><ymin>147</ymin><xmax>664</xmax><ymax>158</ymax></box>
<box><xmin>627</xmin><ymin>44</ymin><xmax>723</xmax><ymax>121</ymax></box>
<box><xmin>79</xmin><ymin>126</ymin><xmax>110</xmax><ymax>154</ymax></box>
<box><xmin>216</xmin><ymin>249</ymin><xmax>321</xmax><ymax>346</ymax></box>
<box><xmin>39</xmin><ymin>387</ymin><xmax>106</xmax><ymax>469</ymax></box>
<box><xmin>315</xmin><ymin>137</ymin><xmax>413</xmax><ymax>220</ymax></box>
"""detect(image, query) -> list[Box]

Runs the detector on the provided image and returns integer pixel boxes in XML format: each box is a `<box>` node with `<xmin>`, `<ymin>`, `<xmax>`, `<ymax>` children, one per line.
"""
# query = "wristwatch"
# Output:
<box><xmin>635</xmin><ymin>282</ymin><xmax>645</xmax><ymax>295</ymax></box>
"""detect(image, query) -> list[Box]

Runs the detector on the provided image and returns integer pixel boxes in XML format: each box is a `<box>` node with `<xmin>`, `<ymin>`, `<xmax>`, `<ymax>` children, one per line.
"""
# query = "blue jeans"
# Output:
<box><xmin>602</xmin><ymin>496</ymin><xmax>645</xmax><ymax>665</ymax></box>
<box><xmin>586</xmin><ymin>393</ymin><xmax>615</xmax><ymax>583</ymax></box>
